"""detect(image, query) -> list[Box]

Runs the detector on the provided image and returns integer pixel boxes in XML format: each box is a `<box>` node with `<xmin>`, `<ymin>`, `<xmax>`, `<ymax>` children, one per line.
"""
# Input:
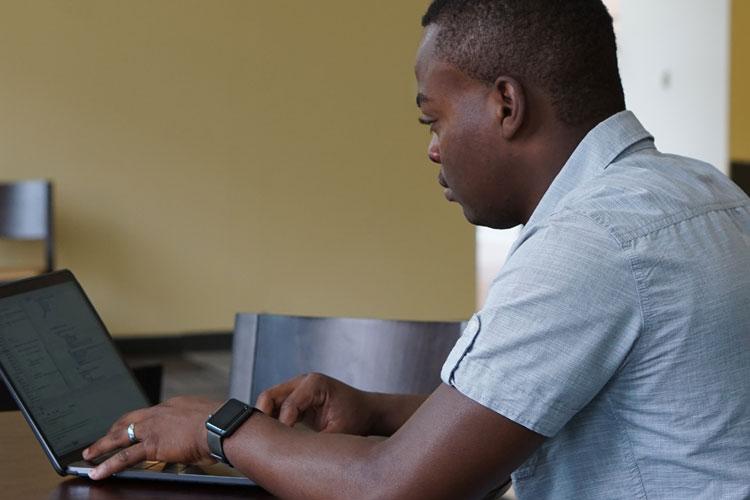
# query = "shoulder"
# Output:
<box><xmin>499</xmin><ymin>209</ymin><xmax>634</xmax><ymax>301</ymax></box>
<box><xmin>554</xmin><ymin>148</ymin><xmax>749</xmax><ymax>245</ymax></box>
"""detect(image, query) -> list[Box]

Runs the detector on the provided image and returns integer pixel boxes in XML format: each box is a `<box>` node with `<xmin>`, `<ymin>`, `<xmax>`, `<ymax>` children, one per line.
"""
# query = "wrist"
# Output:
<box><xmin>220</xmin><ymin>410</ymin><xmax>260</xmax><ymax>470</ymax></box>
<box><xmin>205</xmin><ymin>399</ymin><xmax>258</xmax><ymax>466</ymax></box>
<box><xmin>199</xmin><ymin>423</ymin><xmax>211</xmax><ymax>460</ymax></box>
<box><xmin>200</xmin><ymin>401</ymin><xmax>223</xmax><ymax>460</ymax></box>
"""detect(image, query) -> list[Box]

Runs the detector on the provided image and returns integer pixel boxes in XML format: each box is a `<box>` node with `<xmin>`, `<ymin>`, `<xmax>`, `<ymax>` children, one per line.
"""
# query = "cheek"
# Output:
<box><xmin>440</xmin><ymin>127</ymin><xmax>483</xmax><ymax>176</ymax></box>
<box><xmin>444</xmin><ymin>135</ymin><xmax>505</xmax><ymax>204</ymax></box>
<box><xmin>437</xmin><ymin>105</ymin><xmax>498</xmax><ymax>182</ymax></box>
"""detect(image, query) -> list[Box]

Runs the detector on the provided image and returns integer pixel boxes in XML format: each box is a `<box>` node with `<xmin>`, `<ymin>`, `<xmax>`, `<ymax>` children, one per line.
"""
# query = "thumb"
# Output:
<box><xmin>278</xmin><ymin>388</ymin><xmax>317</xmax><ymax>427</ymax></box>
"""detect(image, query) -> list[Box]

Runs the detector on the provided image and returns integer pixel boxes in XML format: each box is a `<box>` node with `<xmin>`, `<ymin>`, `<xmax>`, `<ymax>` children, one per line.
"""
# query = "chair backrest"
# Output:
<box><xmin>0</xmin><ymin>180</ymin><xmax>54</xmax><ymax>272</ymax></box>
<box><xmin>229</xmin><ymin>313</ymin><xmax>464</xmax><ymax>405</ymax></box>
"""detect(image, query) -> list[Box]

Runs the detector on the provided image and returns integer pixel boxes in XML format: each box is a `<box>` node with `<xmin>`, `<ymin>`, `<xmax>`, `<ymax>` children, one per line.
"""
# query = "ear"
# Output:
<box><xmin>491</xmin><ymin>76</ymin><xmax>525</xmax><ymax>140</ymax></box>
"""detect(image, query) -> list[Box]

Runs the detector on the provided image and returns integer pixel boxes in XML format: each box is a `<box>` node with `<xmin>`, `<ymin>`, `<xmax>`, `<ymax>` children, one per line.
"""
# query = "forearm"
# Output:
<box><xmin>364</xmin><ymin>392</ymin><xmax>428</xmax><ymax>436</ymax></box>
<box><xmin>222</xmin><ymin>386</ymin><xmax>535</xmax><ymax>500</ymax></box>
<box><xmin>223</xmin><ymin>412</ymin><xmax>382</xmax><ymax>500</ymax></box>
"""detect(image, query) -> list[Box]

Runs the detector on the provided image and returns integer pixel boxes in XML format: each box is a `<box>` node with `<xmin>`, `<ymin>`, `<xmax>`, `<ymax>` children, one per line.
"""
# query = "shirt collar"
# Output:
<box><xmin>521</xmin><ymin>110</ymin><xmax>654</xmax><ymax>232</ymax></box>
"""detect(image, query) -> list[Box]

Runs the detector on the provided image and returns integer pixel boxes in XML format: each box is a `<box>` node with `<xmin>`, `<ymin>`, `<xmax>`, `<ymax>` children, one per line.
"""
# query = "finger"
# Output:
<box><xmin>256</xmin><ymin>375</ymin><xmax>306</xmax><ymax>415</ymax></box>
<box><xmin>84</xmin><ymin>407</ymin><xmax>154</xmax><ymax>461</ymax></box>
<box><xmin>278</xmin><ymin>380</ymin><xmax>322</xmax><ymax>427</ymax></box>
<box><xmin>84</xmin><ymin>425</ymin><xmax>135</xmax><ymax>461</ymax></box>
<box><xmin>278</xmin><ymin>399</ymin><xmax>302</xmax><ymax>427</ymax></box>
<box><xmin>111</xmin><ymin>408</ymin><xmax>153</xmax><ymax>434</ymax></box>
<box><xmin>254</xmin><ymin>392</ymin><xmax>277</xmax><ymax>416</ymax></box>
<box><xmin>88</xmin><ymin>442</ymin><xmax>147</xmax><ymax>480</ymax></box>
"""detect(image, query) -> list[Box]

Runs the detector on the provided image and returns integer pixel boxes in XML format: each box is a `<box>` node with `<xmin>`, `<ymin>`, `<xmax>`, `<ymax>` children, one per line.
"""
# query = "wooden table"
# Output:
<box><xmin>0</xmin><ymin>411</ymin><xmax>274</xmax><ymax>499</ymax></box>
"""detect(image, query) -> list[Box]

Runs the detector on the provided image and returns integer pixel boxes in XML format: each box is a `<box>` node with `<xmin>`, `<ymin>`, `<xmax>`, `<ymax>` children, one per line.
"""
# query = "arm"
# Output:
<box><xmin>86</xmin><ymin>384</ymin><xmax>542</xmax><ymax>500</ymax></box>
<box><xmin>365</xmin><ymin>391</ymin><xmax>427</xmax><ymax>436</ymax></box>
<box><xmin>254</xmin><ymin>373</ymin><xmax>427</xmax><ymax>436</ymax></box>
<box><xmin>229</xmin><ymin>383</ymin><xmax>541</xmax><ymax>499</ymax></box>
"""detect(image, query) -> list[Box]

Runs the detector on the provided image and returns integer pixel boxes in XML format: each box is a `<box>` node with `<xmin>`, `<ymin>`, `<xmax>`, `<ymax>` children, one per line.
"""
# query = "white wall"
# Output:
<box><xmin>618</xmin><ymin>0</ymin><xmax>730</xmax><ymax>173</ymax></box>
<box><xmin>476</xmin><ymin>0</ymin><xmax>731</xmax><ymax>307</ymax></box>
<box><xmin>476</xmin><ymin>225</ymin><xmax>520</xmax><ymax>308</ymax></box>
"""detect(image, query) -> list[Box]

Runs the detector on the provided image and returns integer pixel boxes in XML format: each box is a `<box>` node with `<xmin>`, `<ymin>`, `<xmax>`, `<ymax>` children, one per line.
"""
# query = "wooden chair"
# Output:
<box><xmin>228</xmin><ymin>313</ymin><xmax>463</xmax><ymax>405</ymax></box>
<box><xmin>0</xmin><ymin>180</ymin><xmax>54</xmax><ymax>281</ymax></box>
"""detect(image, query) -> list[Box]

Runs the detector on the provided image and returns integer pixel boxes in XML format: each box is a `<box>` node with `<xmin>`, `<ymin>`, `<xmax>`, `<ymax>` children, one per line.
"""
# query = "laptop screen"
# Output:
<box><xmin>0</xmin><ymin>278</ymin><xmax>148</xmax><ymax>457</ymax></box>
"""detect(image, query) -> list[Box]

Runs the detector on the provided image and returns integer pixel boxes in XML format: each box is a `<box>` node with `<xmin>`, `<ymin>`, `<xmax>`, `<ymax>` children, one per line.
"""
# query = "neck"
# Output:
<box><xmin>517</xmin><ymin>121</ymin><xmax>595</xmax><ymax>224</ymax></box>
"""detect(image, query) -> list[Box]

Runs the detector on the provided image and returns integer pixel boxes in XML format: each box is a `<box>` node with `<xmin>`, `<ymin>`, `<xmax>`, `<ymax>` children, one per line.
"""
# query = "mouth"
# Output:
<box><xmin>437</xmin><ymin>172</ymin><xmax>448</xmax><ymax>188</ymax></box>
<box><xmin>437</xmin><ymin>172</ymin><xmax>455</xmax><ymax>202</ymax></box>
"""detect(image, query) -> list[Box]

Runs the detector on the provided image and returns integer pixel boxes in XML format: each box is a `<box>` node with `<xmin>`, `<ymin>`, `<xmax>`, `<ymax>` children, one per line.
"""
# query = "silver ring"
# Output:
<box><xmin>127</xmin><ymin>422</ymin><xmax>138</xmax><ymax>444</ymax></box>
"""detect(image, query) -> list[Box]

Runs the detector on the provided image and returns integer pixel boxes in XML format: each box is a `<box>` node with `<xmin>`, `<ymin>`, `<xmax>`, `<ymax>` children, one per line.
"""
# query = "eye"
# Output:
<box><xmin>418</xmin><ymin>116</ymin><xmax>437</xmax><ymax>133</ymax></box>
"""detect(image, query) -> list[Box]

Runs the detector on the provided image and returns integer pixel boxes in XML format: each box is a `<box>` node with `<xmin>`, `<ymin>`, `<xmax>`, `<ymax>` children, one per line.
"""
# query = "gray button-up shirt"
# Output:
<box><xmin>441</xmin><ymin>111</ymin><xmax>750</xmax><ymax>499</ymax></box>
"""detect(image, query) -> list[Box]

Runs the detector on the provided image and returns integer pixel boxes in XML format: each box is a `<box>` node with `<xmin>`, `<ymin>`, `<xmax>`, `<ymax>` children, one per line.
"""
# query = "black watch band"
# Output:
<box><xmin>205</xmin><ymin>399</ymin><xmax>257</xmax><ymax>467</ymax></box>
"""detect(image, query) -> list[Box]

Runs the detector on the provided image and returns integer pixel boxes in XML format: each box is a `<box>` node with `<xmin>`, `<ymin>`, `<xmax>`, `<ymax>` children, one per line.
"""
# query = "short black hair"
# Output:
<box><xmin>422</xmin><ymin>0</ymin><xmax>625</xmax><ymax>126</ymax></box>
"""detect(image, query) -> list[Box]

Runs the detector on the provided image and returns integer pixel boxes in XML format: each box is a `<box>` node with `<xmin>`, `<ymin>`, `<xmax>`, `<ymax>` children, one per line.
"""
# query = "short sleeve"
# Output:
<box><xmin>441</xmin><ymin>212</ymin><xmax>642</xmax><ymax>437</ymax></box>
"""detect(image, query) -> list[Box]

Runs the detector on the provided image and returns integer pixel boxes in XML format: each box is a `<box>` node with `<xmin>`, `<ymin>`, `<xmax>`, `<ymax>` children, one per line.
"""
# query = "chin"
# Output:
<box><xmin>463</xmin><ymin>207</ymin><xmax>519</xmax><ymax>229</ymax></box>
<box><xmin>462</xmin><ymin>207</ymin><xmax>485</xmax><ymax>227</ymax></box>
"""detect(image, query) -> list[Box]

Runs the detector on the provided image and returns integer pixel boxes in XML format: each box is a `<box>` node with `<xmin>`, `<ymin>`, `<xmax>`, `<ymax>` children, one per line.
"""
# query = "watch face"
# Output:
<box><xmin>208</xmin><ymin>399</ymin><xmax>250</xmax><ymax>432</ymax></box>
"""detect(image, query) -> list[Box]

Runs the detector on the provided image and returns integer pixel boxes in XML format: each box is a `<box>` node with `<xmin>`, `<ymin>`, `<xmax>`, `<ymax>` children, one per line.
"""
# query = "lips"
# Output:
<box><xmin>437</xmin><ymin>172</ymin><xmax>455</xmax><ymax>201</ymax></box>
<box><xmin>437</xmin><ymin>172</ymin><xmax>448</xmax><ymax>188</ymax></box>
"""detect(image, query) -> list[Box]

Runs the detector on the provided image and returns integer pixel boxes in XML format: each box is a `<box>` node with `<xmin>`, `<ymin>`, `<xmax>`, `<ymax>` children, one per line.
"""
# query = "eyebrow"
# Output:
<box><xmin>416</xmin><ymin>93</ymin><xmax>429</xmax><ymax>107</ymax></box>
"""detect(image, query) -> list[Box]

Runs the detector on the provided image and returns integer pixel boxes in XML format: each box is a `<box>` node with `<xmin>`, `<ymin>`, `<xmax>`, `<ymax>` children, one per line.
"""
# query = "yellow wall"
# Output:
<box><xmin>731</xmin><ymin>0</ymin><xmax>750</xmax><ymax>161</ymax></box>
<box><xmin>0</xmin><ymin>1</ymin><xmax>475</xmax><ymax>335</ymax></box>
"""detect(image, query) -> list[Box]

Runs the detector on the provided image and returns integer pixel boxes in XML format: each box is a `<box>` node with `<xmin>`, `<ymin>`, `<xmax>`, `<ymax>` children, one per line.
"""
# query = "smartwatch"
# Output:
<box><xmin>205</xmin><ymin>398</ymin><xmax>257</xmax><ymax>467</ymax></box>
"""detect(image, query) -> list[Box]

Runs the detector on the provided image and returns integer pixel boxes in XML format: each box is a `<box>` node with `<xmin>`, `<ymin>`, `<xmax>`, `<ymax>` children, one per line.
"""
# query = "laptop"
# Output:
<box><xmin>0</xmin><ymin>269</ymin><xmax>255</xmax><ymax>486</ymax></box>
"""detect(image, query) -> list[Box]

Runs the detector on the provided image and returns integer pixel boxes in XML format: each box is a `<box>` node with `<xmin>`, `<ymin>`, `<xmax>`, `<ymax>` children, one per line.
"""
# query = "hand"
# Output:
<box><xmin>83</xmin><ymin>396</ymin><xmax>220</xmax><ymax>480</ymax></box>
<box><xmin>256</xmin><ymin>373</ymin><xmax>375</xmax><ymax>435</ymax></box>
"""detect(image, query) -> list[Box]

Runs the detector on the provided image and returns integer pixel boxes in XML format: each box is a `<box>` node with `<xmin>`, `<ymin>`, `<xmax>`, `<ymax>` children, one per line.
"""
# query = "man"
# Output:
<box><xmin>84</xmin><ymin>1</ymin><xmax>750</xmax><ymax>498</ymax></box>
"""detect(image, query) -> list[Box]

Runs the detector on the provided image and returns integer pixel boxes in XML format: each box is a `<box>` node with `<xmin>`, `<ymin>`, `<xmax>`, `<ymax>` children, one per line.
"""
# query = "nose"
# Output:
<box><xmin>428</xmin><ymin>133</ymin><xmax>441</xmax><ymax>164</ymax></box>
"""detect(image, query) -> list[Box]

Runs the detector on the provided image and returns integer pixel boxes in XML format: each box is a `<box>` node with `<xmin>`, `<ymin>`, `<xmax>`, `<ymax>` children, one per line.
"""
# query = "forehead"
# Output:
<box><xmin>415</xmin><ymin>25</ymin><xmax>443</xmax><ymax>93</ymax></box>
<box><xmin>415</xmin><ymin>25</ymin><xmax>439</xmax><ymax>78</ymax></box>
<box><xmin>415</xmin><ymin>25</ymin><xmax>485</xmax><ymax>106</ymax></box>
